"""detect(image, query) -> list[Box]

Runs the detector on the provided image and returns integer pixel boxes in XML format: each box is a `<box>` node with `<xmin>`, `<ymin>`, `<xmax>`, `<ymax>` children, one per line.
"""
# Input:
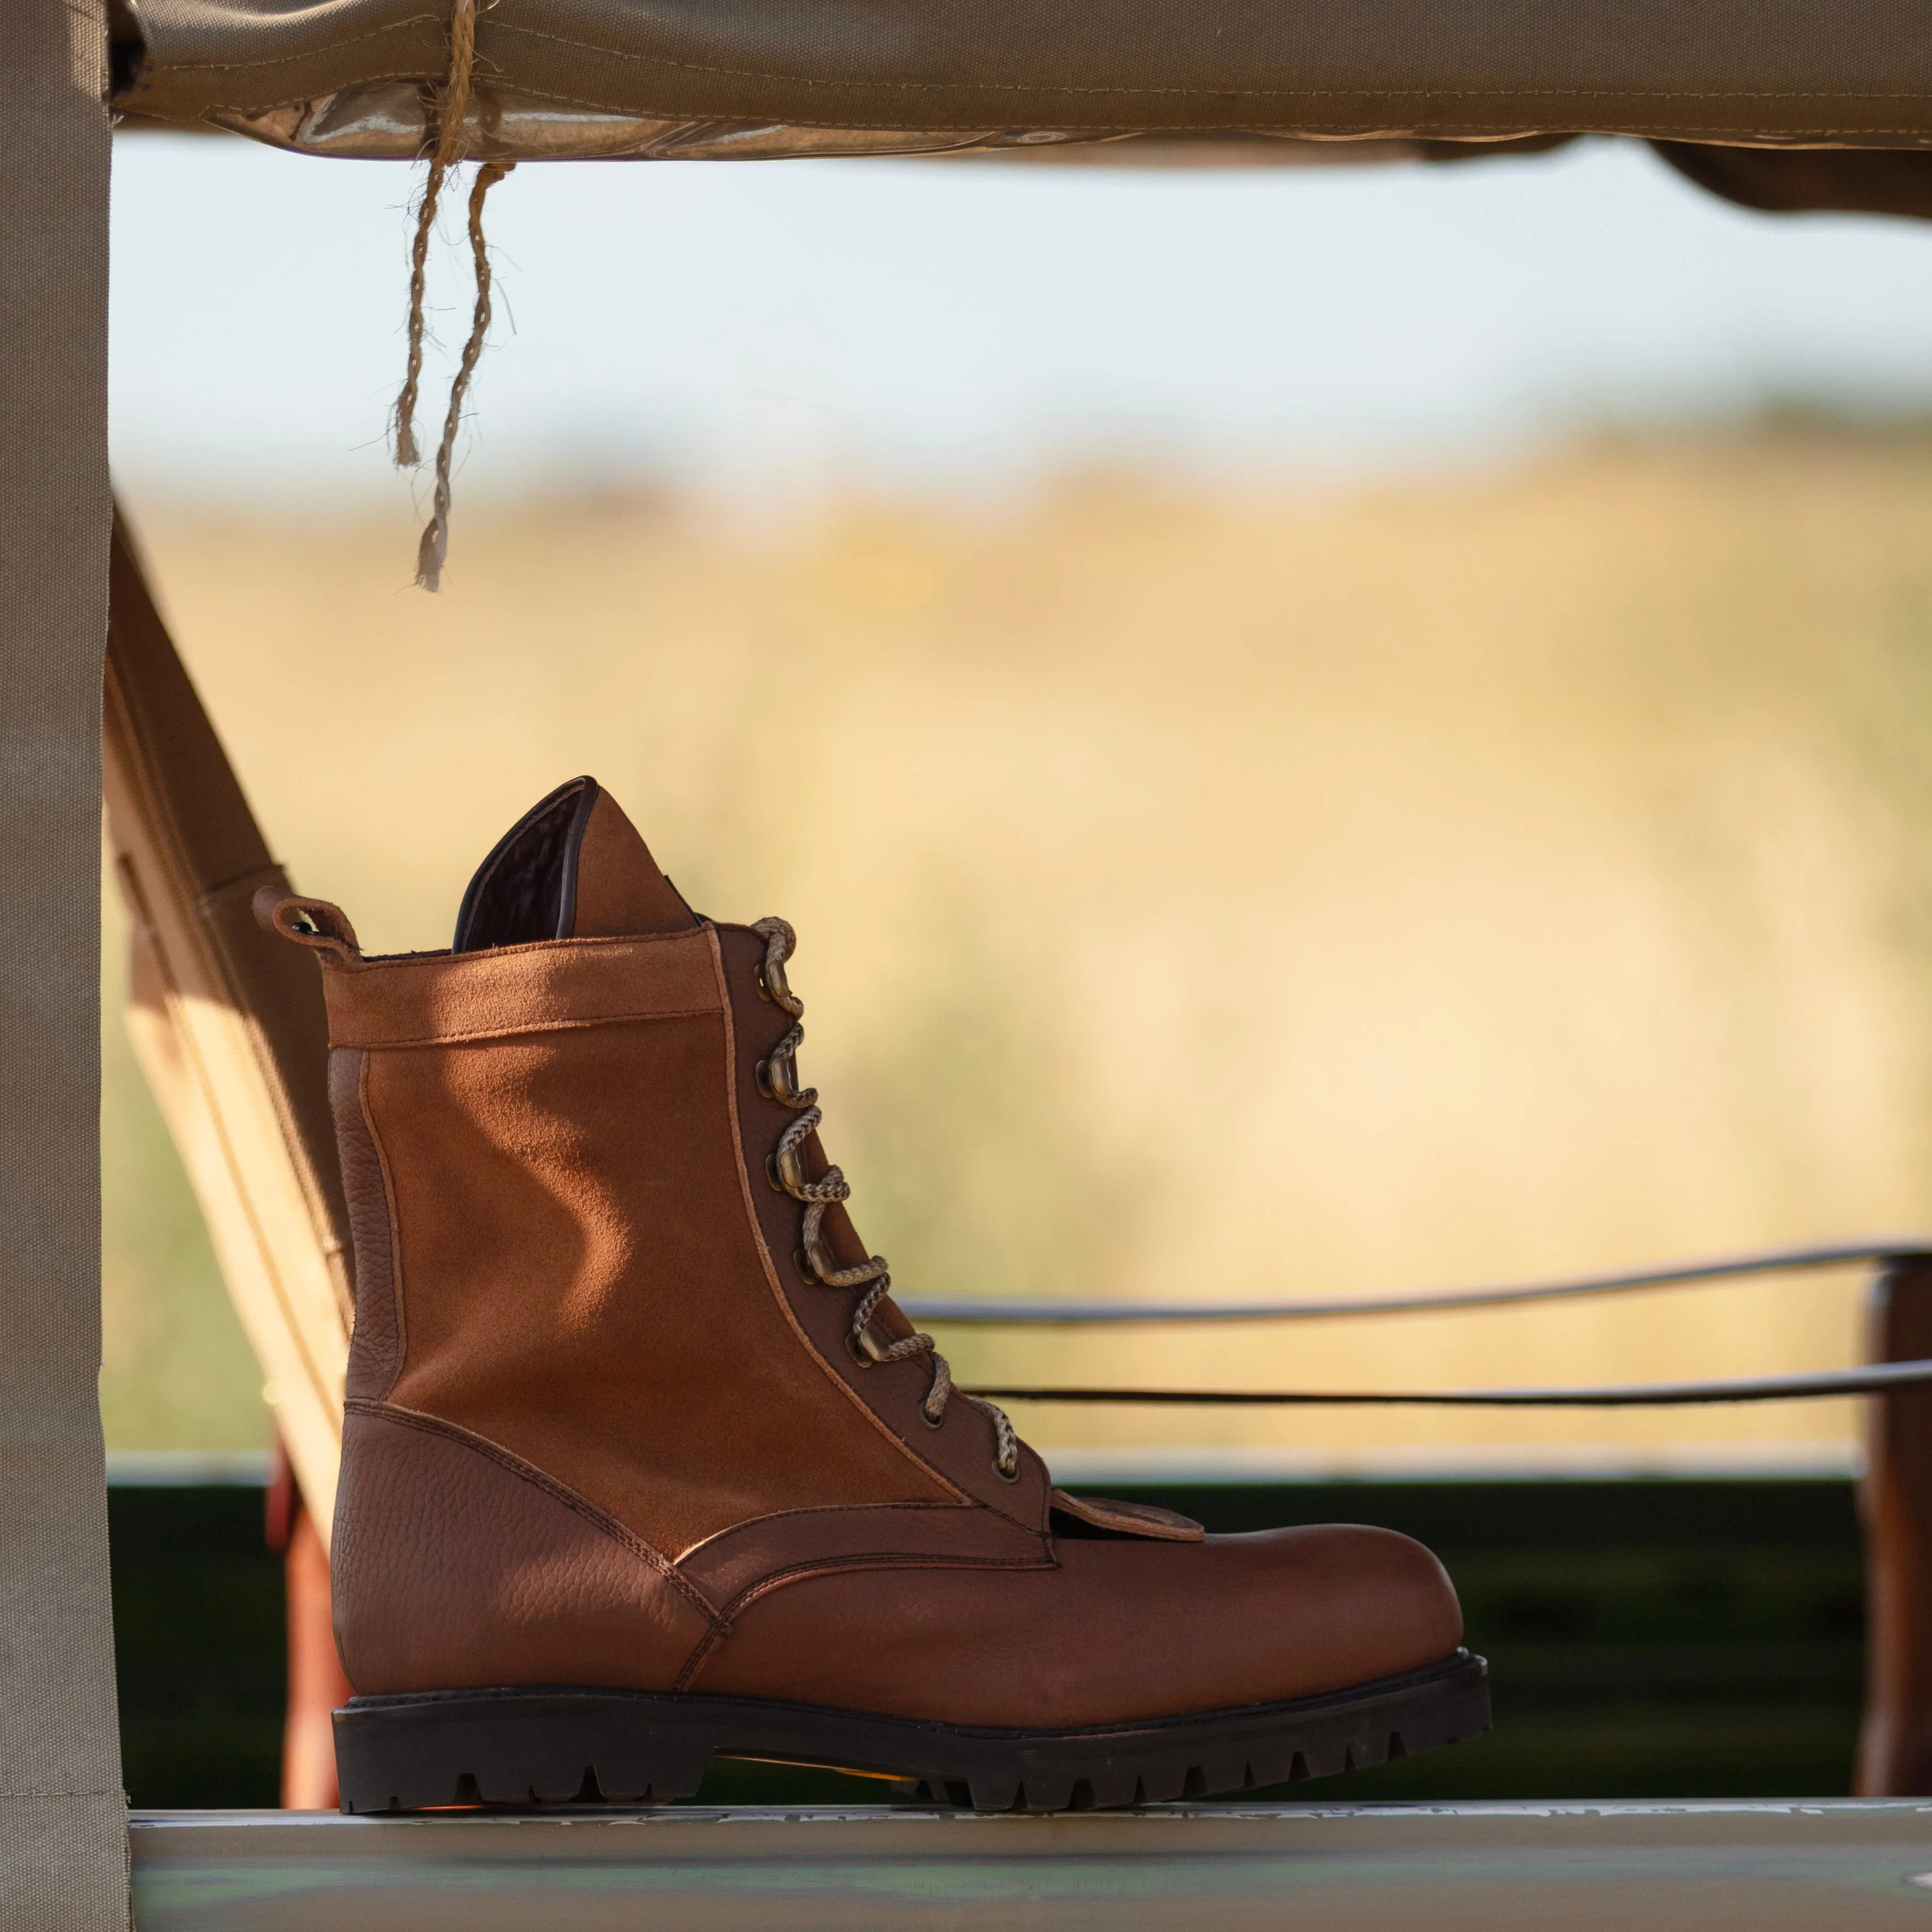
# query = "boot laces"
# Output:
<box><xmin>751</xmin><ymin>916</ymin><xmax>1019</xmax><ymax>1481</ymax></box>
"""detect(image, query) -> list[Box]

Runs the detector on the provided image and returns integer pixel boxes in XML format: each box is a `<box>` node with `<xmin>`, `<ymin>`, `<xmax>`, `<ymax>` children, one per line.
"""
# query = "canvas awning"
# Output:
<box><xmin>113</xmin><ymin>0</ymin><xmax>1932</xmax><ymax>166</ymax></box>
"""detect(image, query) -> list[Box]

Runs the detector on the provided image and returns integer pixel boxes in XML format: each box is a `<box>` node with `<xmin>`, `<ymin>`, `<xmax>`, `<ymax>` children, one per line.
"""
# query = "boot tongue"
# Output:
<box><xmin>452</xmin><ymin>777</ymin><xmax>697</xmax><ymax>951</ymax></box>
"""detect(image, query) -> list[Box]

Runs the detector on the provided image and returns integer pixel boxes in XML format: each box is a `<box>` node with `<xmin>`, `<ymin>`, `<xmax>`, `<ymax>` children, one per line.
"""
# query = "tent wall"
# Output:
<box><xmin>118</xmin><ymin>0</ymin><xmax>1932</xmax><ymax>149</ymax></box>
<box><xmin>0</xmin><ymin>2</ymin><xmax>130</xmax><ymax>1925</ymax></box>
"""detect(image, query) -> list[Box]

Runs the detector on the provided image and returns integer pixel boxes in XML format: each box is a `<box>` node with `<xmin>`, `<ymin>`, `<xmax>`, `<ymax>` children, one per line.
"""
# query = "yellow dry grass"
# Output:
<box><xmin>103</xmin><ymin>428</ymin><xmax>1932</xmax><ymax>1468</ymax></box>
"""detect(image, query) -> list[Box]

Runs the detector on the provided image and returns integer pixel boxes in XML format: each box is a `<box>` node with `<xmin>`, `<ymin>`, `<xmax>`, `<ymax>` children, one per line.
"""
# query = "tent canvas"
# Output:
<box><xmin>111</xmin><ymin>0</ymin><xmax>1932</xmax><ymax>159</ymax></box>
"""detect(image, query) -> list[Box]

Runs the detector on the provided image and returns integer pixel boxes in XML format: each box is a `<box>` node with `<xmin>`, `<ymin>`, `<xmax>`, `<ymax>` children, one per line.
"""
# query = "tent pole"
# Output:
<box><xmin>0</xmin><ymin>2</ymin><xmax>130</xmax><ymax>1922</ymax></box>
<box><xmin>1858</xmin><ymin>1258</ymin><xmax>1932</xmax><ymax>1793</ymax></box>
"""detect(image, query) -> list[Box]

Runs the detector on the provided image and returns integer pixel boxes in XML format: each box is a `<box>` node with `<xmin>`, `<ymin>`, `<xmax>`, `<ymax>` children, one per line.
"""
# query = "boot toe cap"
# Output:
<box><xmin>1222</xmin><ymin>1521</ymin><xmax>1466</xmax><ymax>1700</ymax></box>
<box><xmin>693</xmin><ymin>1517</ymin><xmax>1464</xmax><ymax>1728</ymax></box>
<box><xmin>1047</xmin><ymin>1520</ymin><xmax>1464</xmax><ymax>1716</ymax></box>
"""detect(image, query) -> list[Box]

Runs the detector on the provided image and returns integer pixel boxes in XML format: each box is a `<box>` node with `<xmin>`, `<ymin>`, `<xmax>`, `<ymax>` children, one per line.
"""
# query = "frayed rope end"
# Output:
<box><xmin>413</xmin><ymin>511</ymin><xmax>449</xmax><ymax>592</ymax></box>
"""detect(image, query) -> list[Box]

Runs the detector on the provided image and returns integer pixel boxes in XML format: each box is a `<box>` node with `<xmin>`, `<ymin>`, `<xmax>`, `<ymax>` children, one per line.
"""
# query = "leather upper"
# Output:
<box><xmin>270</xmin><ymin>780</ymin><xmax>1466</xmax><ymax>1722</ymax></box>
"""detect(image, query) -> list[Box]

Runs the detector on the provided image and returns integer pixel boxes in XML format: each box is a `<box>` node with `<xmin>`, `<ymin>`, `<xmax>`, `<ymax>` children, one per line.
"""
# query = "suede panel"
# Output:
<box><xmin>714</xmin><ymin>922</ymin><xmax>1053</xmax><ymax>1529</ymax></box>
<box><xmin>685</xmin><ymin>1525</ymin><xmax>1465</xmax><ymax>1727</ymax></box>
<box><xmin>331</xmin><ymin>1403</ymin><xmax>717</xmax><ymax>1695</ymax></box>
<box><xmin>321</xmin><ymin>928</ymin><xmax>720</xmax><ymax>1050</ymax></box>
<box><xmin>373</xmin><ymin>999</ymin><xmax>955</xmax><ymax>1558</ymax></box>
<box><xmin>570</xmin><ymin>791</ymin><xmax>696</xmax><ymax>938</ymax></box>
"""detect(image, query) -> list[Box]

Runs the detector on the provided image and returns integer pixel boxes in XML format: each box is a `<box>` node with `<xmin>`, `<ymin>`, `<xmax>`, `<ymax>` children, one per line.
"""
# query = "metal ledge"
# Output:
<box><xmin>131</xmin><ymin>1801</ymin><xmax>1932</xmax><ymax>1929</ymax></box>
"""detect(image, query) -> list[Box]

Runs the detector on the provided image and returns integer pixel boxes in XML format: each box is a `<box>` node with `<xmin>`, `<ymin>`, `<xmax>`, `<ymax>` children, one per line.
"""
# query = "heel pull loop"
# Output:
<box><xmin>254</xmin><ymin>886</ymin><xmax>363</xmax><ymax>968</ymax></box>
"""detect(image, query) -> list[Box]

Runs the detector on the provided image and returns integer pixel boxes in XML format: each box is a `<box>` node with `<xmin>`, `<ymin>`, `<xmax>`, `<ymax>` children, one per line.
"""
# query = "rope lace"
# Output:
<box><xmin>751</xmin><ymin>916</ymin><xmax>1019</xmax><ymax>1480</ymax></box>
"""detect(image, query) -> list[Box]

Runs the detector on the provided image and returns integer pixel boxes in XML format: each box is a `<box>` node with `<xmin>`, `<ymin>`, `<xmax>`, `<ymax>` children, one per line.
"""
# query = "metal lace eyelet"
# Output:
<box><xmin>771</xmin><ymin>1141</ymin><xmax>811</xmax><ymax>1194</ymax></box>
<box><xmin>920</xmin><ymin>1406</ymin><xmax>945</xmax><ymax>1431</ymax></box>
<box><xmin>847</xmin><ymin>1321</ymin><xmax>900</xmax><ymax>1366</ymax></box>
<box><xmin>993</xmin><ymin>1460</ymin><xmax>1021</xmax><ymax>1484</ymax></box>
<box><xmin>759</xmin><ymin>955</ymin><xmax>795</xmax><ymax>1010</ymax></box>
<box><xmin>758</xmin><ymin>1047</ymin><xmax>811</xmax><ymax>1108</ymax></box>
<box><xmin>803</xmin><ymin>1233</ymin><xmax>847</xmax><ymax>1284</ymax></box>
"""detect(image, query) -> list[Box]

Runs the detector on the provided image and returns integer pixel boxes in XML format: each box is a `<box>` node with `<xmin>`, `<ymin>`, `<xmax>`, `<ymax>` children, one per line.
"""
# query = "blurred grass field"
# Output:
<box><xmin>101</xmin><ymin>423</ymin><xmax>1932</xmax><ymax>1467</ymax></box>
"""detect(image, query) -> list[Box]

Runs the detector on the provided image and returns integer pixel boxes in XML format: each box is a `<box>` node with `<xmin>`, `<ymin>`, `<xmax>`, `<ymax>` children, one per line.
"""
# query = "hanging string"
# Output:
<box><xmin>391</xmin><ymin>0</ymin><xmax>509</xmax><ymax>590</ymax></box>
<box><xmin>415</xmin><ymin>159</ymin><xmax>511</xmax><ymax>590</ymax></box>
<box><xmin>392</xmin><ymin>0</ymin><xmax>478</xmax><ymax>470</ymax></box>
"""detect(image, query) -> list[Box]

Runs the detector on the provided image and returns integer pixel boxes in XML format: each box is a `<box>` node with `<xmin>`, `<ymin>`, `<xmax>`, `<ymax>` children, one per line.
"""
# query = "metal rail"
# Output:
<box><xmin>899</xmin><ymin>1237</ymin><xmax>1932</xmax><ymax>1325</ymax></box>
<box><xmin>126</xmin><ymin>1803</ymin><xmax>1932</xmax><ymax>1931</ymax></box>
<box><xmin>974</xmin><ymin>1357</ymin><xmax>1932</xmax><ymax>1408</ymax></box>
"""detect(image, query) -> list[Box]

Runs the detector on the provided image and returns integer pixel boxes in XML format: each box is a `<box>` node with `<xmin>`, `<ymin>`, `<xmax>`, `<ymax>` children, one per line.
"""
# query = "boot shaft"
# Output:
<box><xmin>266</xmin><ymin>779</ymin><xmax>1047</xmax><ymax>1573</ymax></box>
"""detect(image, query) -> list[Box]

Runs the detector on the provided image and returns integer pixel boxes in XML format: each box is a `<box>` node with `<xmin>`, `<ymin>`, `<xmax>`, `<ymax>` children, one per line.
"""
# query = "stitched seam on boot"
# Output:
<box><xmin>719</xmin><ymin>1553</ymin><xmax>1055</xmax><ymax>1621</ymax></box>
<box><xmin>704</xmin><ymin>923</ymin><xmax>973</xmax><ymax>1506</ymax></box>
<box><xmin>678</xmin><ymin>1499</ymin><xmax>986</xmax><ymax>1555</ymax></box>
<box><xmin>344</xmin><ymin>1005</ymin><xmax>721</xmax><ymax>1051</ymax></box>
<box><xmin>349</xmin><ymin>930</ymin><xmax>705</xmax><ymax>972</ymax></box>
<box><xmin>676</xmin><ymin>1501</ymin><xmax>1051</xmax><ymax>1577</ymax></box>
<box><xmin>671</xmin><ymin>1552</ymin><xmax>1057</xmax><ymax>1692</ymax></box>
<box><xmin>357</xmin><ymin>1050</ymin><xmax>408</xmax><ymax>1402</ymax></box>
<box><xmin>347</xmin><ymin>1396</ymin><xmax>726</xmax><ymax>1630</ymax></box>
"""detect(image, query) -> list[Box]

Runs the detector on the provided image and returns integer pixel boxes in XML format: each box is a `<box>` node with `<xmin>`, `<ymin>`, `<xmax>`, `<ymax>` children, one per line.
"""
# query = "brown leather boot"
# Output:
<box><xmin>262</xmin><ymin>776</ymin><xmax>1485</xmax><ymax>1813</ymax></box>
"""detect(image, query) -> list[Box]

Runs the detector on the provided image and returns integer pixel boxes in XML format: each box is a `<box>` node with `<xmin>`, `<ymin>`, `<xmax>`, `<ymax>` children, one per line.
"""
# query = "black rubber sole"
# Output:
<box><xmin>333</xmin><ymin>1648</ymin><xmax>1489</xmax><ymax>1813</ymax></box>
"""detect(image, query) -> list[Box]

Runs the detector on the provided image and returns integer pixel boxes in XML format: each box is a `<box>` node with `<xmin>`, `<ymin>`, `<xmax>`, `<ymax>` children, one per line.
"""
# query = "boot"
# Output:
<box><xmin>261</xmin><ymin>776</ymin><xmax>1486</xmax><ymax>1812</ymax></box>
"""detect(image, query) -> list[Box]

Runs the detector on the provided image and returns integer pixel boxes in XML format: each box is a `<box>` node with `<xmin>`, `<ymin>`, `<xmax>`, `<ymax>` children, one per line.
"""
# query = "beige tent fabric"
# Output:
<box><xmin>0</xmin><ymin>2</ymin><xmax>131</xmax><ymax>1927</ymax></box>
<box><xmin>104</xmin><ymin>519</ymin><xmax>353</xmax><ymax>1548</ymax></box>
<box><xmin>118</xmin><ymin>0</ymin><xmax>1932</xmax><ymax>151</ymax></box>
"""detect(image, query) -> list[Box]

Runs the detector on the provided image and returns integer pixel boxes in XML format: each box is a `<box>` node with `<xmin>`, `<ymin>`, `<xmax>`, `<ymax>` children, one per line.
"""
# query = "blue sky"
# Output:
<box><xmin>110</xmin><ymin>132</ymin><xmax>1932</xmax><ymax>505</ymax></box>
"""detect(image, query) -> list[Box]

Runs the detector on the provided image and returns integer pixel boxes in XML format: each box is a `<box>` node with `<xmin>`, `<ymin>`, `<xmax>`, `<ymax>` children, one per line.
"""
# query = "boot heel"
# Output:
<box><xmin>333</xmin><ymin>1689</ymin><xmax>713</xmax><ymax>1813</ymax></box>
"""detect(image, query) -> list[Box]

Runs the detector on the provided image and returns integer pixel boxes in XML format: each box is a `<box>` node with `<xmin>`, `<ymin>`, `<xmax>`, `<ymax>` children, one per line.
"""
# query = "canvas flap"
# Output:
<box><xmin>103</xmin><ymin>514</ymin><xmax>354</xmax><ymax>1549</ymax></box>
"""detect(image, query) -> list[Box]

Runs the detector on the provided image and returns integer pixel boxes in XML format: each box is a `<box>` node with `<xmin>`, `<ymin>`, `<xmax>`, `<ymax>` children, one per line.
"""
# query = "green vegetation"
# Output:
<box><xmin>100</xmin><ymin>886</ymin><xmax>265</xmax><ymax>1449</ymax></box>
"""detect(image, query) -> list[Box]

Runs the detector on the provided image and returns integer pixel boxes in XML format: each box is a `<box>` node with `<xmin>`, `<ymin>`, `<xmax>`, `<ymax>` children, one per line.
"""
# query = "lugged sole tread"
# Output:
<box><xmin>335</xmin><ymin>1648</ymin><xmax>1490</xmax><ymax>1816</ymax></box>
